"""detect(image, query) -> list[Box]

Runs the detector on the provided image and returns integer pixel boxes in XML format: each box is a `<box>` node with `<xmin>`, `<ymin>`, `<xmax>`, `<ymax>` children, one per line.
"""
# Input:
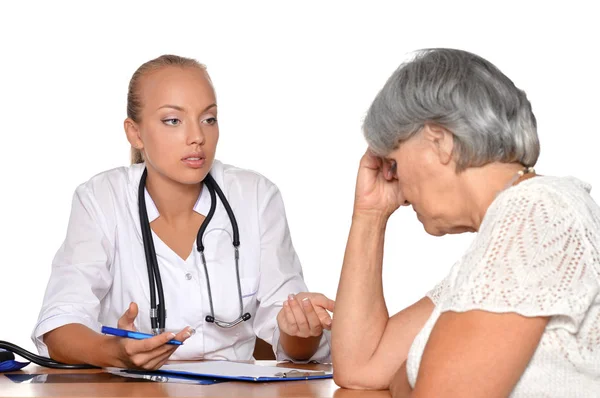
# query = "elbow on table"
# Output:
<box><xmin>333</xmin><ymin>366</ymin><xmax>389</xmax><ymax>390</ymax></box>
<box><xmin>46</xmin><ymin>342</ymin><xmax>69</xmax><ymax>364</ymax></box>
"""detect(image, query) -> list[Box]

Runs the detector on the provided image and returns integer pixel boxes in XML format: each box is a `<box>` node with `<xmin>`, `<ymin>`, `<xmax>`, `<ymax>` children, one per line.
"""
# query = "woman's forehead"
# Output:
<box><xmin>139</xmin><ymin>66</ymin><xmax>215</xmax><ymax>108</ymax></box>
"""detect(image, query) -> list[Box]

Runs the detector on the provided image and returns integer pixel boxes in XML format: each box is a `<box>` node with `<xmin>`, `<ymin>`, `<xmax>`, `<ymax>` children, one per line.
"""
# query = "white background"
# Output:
<box><xmin>1</xmin><ymin>1</ymin><xmax>598</xmax><ymax>353</ymax></box>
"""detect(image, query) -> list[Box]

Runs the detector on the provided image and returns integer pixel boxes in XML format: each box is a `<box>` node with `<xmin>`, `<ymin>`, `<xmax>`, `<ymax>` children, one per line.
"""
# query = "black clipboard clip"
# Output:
<box><xmin>273</xmin><ymin>370</ymin><xmax>327</xmax><ymax>378</ymax></box>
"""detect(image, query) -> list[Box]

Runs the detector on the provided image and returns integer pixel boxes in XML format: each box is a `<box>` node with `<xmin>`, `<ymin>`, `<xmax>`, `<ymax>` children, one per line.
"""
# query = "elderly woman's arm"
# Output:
<box><xmin>389</xmin><ymin>361</ymin><xmax>412</xmax><ymax>398</ymax></box>
<box><xmin>331</xmin><ymin>211</ymin><xmax>433</xmax><ymax>389</ymax></box>
<box><xmin>332</xmin><ymin>215</ymin><xmax>433</xmax><ymax>390</ymax></box>
<box><xmin>403</xmin><ymin>311</ymin><xmax>548</xmax><ymax>398</ymax></box>
<box><xmin>332</xmin><ymin>151</ymin><xmax>435</xmax><ymax>390</ymax></box>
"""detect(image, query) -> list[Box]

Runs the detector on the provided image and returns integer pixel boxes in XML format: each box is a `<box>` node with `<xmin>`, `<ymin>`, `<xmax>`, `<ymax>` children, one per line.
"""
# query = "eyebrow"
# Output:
<box><xmin>157</xmin><ymin>103</ymin><xmax>217</xmax><ymax>113</ymax></box>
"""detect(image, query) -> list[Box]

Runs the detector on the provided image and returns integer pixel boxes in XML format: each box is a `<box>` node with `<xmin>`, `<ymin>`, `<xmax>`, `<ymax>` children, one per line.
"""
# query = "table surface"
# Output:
<box><xmin>1</xmin><ymin>361</ymin><xmax>391</xmax><ymax>398</ymax></box>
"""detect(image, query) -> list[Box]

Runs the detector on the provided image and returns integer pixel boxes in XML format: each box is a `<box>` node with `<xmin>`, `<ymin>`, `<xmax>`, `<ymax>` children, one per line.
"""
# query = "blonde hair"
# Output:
<box><xmin>127</xmin><ymin>54</ymin><xmax>207</xmax><ymax>164</ymax></box>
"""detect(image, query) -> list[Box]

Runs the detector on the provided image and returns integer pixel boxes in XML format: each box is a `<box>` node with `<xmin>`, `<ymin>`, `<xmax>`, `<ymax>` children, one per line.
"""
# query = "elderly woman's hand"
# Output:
<box><xmin>353</xmin><ymin>149</ymin><xmax>406</xmax><ymax>219</ymax></box>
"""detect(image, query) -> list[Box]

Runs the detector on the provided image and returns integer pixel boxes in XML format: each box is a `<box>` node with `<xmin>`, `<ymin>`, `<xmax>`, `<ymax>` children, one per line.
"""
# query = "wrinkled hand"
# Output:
<box><xmin>113</xmin><ymin>302</ymin><xmax>192</xmax><ymax>370</ymax></box>
<box><xmin>277</xmin><ymin>293</ymin><xmax>335</xmax><ymax>338</ymax></box>
<box><xmin>353</xmin><ymin>149</ymin><xmax>406</xmax><ymax>219</ymax></box>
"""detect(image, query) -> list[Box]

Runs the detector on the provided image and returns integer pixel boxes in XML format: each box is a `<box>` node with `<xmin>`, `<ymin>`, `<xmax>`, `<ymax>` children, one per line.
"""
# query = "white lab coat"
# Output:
<box><xmin>32</xmin><ymin>160</ymin><xmax>330</xmax><ymax>361</ymax></box>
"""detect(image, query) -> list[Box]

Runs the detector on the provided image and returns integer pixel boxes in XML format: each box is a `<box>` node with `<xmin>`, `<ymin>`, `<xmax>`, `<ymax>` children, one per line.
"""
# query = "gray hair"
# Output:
<box><xmin>363</xmin><ymin>48</ymin><xmax>539</xmax><ymax>170</ymax></box>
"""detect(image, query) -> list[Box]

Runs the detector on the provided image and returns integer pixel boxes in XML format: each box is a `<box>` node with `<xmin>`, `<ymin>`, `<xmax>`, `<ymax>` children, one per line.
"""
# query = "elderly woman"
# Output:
<box><xmin>332</xmin><ymin>48</ymin><xmax>600</xmax><ymax>397</ymax></box>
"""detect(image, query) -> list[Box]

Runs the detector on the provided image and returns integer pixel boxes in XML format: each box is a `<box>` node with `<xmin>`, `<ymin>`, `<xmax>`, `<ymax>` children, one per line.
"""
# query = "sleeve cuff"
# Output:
<box><xmin>31</xmin><ymin>314</ymin><xmax>102</xmax><ymax>357</ymax></box>
<box><xmin>271</xmin><ymin>327</ymin><xmax>331</xmax><ymax>364</ymax></box>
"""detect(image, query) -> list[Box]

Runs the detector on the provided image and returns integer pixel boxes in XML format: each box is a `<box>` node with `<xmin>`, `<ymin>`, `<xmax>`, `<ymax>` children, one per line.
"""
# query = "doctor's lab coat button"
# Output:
<box><xmin>185</xmin><ymin>273</ymin><xmax>193</xmax><ymax>280</ymax></box>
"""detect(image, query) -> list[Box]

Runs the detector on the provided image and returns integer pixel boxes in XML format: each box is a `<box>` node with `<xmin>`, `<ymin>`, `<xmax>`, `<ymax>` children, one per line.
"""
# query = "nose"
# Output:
<box><xmin>187</xmin><ymin>123</ymin><xmax>206</xmax><ymax>146</ymax></box>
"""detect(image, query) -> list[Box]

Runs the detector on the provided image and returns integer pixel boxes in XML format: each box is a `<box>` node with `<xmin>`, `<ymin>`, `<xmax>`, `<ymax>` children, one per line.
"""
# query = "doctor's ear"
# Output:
<box><xmin>124</xmin><ymin>118</ymin><xmax>144</xmax><ymax>149</ymax></box>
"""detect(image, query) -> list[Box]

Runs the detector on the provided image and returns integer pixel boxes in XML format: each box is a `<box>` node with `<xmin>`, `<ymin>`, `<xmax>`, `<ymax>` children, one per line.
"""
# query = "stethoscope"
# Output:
<box><xmin>138</xmin><ymin>168</ymin><xmax>251</xmax><ymax>334</ymax></box>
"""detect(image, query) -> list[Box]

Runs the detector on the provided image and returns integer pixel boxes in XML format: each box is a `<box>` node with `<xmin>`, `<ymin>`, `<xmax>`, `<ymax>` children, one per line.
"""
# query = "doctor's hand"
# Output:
<box><xmin>277</xmin><ymin>293</ymin><xmax>335</xmax><ymax>338</ymax></box>
<box><xmin>353</xmin><ymin>149</ymin><xmax>406</xmax><ymax>219</ymax></box>
<box><xmin>117</xmin><ymin>302</ymin><xmax>140</xmax><ymax>331</ymax></box>
<box><xmin>110</xmin><ymin>302</ymin><xmax>193</xmax><ymax>370</ymax></box>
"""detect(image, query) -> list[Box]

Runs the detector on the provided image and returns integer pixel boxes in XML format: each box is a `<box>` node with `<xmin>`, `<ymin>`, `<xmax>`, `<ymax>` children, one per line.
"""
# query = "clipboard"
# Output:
<box><xmin>107</xmin><ymin>361</ymin><xmax>333</xmax><ymax>383</ymax></box>
<box><xmin>105</xmin><ymin>368</ymin><xmax>225</xmax><ymax>385</ymax></box>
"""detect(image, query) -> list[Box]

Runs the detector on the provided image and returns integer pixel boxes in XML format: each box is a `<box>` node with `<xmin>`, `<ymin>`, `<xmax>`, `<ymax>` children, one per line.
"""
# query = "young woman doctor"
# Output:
<box><xmin>31</xmin><ymin>55</ymin><xmax>334</xmax><ymax>370</ymax></box>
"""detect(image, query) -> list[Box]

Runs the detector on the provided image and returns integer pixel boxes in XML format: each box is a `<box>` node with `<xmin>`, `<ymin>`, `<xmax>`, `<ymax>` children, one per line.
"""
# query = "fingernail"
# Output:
<box><xmin>169</xmin><ymin>333</ymin><xmax>176</xmax><ymax>339</ymax></box>
<box><xmin>188</xmin><ymin>328</ymin><xmax>196</xmax><ymax>336</ymax></box>
<box><xmin>288</xmin><ymin>294</ymin><xmax>295</xmax><ymax>300</ymax></box>
<box><xmin>283</xmin><ymin>300</ymin><xmax>289</xmax><ymax>307</ymax></box>
<box><xmin>302</xmin><ymin>298</ymin><xmax>311</xmax><ymax>306</ymax></box>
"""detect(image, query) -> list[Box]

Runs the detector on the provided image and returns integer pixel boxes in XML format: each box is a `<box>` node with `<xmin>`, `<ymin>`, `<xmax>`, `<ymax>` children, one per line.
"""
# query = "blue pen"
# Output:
<box><xmin>101</xmin><ymin>326</ymin><xmax>183</xmax><ymax>346</ymax></box>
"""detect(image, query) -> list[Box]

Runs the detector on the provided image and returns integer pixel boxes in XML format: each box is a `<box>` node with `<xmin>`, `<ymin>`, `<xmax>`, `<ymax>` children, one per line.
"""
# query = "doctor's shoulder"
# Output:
<box><xmin>71</xmin><ymin>164</ymin><xmax>141</xmax><ymax>202</ymax></box>
<box><xmin>67</xmin><ymin>164</ymin><xmax>143</xmax><ymax>229</ymax></box>
<box><xmin>218</xmin><ymin>160</ymin><xmax>282</xmax><ymax>199</ymax></box>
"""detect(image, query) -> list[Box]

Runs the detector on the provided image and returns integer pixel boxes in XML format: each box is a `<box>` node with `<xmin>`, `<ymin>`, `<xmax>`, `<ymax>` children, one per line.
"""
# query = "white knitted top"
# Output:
<box><xmin>407</xmin><ymin>176</ymin><xmax>600</xmax><ymax>397</ymax></box>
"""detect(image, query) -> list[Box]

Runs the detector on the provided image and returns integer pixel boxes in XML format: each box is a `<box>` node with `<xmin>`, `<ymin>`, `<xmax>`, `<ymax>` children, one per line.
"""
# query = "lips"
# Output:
<box><xmin>182</xmin><ymin>153</ymin><xmax>206</xmax><ymax>169</ymax></box>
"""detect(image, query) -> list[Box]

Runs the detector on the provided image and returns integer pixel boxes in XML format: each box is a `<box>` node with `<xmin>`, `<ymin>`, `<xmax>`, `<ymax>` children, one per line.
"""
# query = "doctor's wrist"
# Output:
<box><xmin>279</xmin><ymin>330</ymin><xmax>321</xmax><ymax>361</ymax></box>
<box><xmin>92</xmin><ymin>334</ymin><xmax>127</xmax><ymax>368</ymax></box>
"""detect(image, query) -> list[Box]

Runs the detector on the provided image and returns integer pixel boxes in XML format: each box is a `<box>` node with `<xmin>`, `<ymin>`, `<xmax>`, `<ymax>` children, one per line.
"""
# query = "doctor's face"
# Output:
<box><xmin>130</xmin><ymin>65</ymin><xmax>219</xmax><ymax>185</ymax></box>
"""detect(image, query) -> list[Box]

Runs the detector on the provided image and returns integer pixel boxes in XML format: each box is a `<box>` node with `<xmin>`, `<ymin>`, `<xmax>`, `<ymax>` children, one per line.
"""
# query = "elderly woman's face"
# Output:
<box><xmin>387</xmin><ymin>126</ymin><xmax>473</xmax><ymax>236</ymax></box>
